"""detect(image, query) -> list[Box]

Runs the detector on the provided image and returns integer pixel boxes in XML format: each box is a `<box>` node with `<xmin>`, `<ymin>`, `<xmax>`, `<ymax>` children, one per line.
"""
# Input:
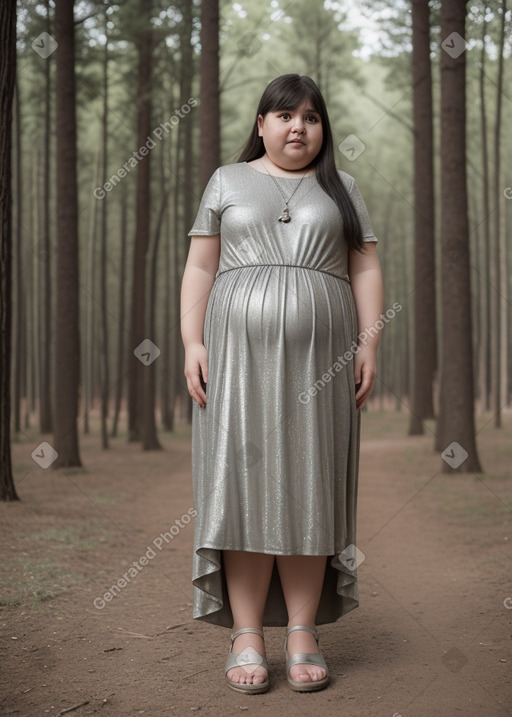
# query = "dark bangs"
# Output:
<box><xmin>258</xmin><ymin>75</ymin><xmax>323</xmax><ymax>117</ymax></box>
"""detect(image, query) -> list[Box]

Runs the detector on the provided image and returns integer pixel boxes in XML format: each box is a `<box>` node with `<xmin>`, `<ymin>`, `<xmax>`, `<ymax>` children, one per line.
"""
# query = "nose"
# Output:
<box><xmin>291</xmin><ymin>115</ymin><xmax>305</xmax><ymax>133</ymax></box>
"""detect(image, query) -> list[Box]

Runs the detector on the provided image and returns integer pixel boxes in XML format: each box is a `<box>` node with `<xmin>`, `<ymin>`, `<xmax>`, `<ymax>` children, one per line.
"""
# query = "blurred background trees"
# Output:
<box><xmin>2</xmin><ymin>0</ymin><xmax>511</xmax><ymax>491</ymax></box>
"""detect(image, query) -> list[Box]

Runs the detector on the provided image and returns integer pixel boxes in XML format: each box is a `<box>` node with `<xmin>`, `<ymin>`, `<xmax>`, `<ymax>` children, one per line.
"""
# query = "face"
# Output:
<box><xmin>257</xmin><ymin>98</ymin><xmax>323</xmax><ymax>171</ymax></box>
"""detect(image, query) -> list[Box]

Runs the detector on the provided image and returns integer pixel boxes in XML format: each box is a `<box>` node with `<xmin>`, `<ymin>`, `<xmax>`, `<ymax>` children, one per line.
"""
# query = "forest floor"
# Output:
<box><xmin>1</xmin><ymin>409</ymin><xmax>511</xmax><ymax>717</ymax></box>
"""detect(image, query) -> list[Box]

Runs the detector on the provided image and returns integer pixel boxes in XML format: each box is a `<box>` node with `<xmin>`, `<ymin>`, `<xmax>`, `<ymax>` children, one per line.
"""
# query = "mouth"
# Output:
<box><xmin>287</xmin><ymin>139</ymin><xmax>305</xmax><ymax>145</ymax></box>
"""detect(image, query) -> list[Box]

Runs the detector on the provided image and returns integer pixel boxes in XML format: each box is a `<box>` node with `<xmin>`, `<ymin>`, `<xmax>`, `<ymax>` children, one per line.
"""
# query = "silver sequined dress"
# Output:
<box><xmin>187</xmin><ymin>161</ymin><xmax>378</xmax><ymax>627</ymax></box>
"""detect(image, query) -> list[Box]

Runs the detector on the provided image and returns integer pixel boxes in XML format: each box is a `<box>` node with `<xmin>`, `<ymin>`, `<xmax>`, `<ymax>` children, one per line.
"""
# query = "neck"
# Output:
<box><xmin>259</xmin><ymin>154</ymin><xmax>315</xmax><ymax>177</ymax></box>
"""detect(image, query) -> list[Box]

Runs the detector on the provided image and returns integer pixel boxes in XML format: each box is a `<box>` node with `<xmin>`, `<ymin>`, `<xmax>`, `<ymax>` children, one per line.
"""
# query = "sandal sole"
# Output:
<box><xmin>287</xmin><ymin>676</ymin><xmax>329</xmax><ymax>692</ymax></box>
<box><xmin>226</xmin><ymin>679</ymin><xmax>270</xmax><ymax>695</ymax></box>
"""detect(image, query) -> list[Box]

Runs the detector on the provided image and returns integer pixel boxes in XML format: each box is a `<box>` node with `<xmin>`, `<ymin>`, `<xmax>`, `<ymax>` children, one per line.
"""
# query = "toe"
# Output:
<box><xmin>290</xmin><ymin>665</ymin><xmax>326</xmax><ymax>683</ymax></box>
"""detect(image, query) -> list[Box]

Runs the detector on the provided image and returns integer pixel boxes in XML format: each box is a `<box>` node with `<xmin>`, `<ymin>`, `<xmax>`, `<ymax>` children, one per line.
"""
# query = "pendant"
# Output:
<box><xmin>278</xmin><ymin>207</ymin><xmax>291</xmax><ymax>223</ymax></box>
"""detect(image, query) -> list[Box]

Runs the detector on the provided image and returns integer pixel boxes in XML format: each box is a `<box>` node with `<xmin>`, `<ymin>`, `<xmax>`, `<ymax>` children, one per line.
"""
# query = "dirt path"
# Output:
<box><xmin>1</xmin><ymin>411</ymin><xmax>511</xmax><ymax>717</ymax></box>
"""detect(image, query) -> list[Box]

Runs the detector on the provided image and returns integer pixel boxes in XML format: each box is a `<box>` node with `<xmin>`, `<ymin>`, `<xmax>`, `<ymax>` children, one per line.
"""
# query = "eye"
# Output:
<box><xmin>278</xmin><ymin>112</ymin><xmax>291</xmax><ymax>120</ymax></box>
<box><xmin>306</xmin><ymin>114</ymin><xmax>319</xmax><ymax>123</ymax></box>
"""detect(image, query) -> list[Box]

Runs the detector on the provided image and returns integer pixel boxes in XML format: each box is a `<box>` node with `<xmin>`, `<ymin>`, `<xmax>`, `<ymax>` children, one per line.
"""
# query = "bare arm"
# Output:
<box><xmin>180</xmin><ymin>235</ymin><xmax>221</xmax><ymax>407</ymax></box>
<box><xmin>348</xmin><ymin>241</ymin><xmax>384</xmax><ymax>410</ymax></box>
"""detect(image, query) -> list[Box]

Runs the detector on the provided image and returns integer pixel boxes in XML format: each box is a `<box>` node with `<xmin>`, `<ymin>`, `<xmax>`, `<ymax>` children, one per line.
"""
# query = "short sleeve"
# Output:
<box><xmin>188</xmin><ymin>167</ymin><xmax>222</xmax><ymax>236</ymax></box>
<box><xmin>349</xmin><ymin>177</ymin><xmax>378</xmax><ymax>243</ymax></box>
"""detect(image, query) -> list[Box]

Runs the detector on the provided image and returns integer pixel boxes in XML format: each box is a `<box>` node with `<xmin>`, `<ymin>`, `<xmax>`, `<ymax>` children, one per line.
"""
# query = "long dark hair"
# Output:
<box><xmin>238</xmin><ymin>74</ymin><xmax>364</xmax><ymax>252</ymax></box>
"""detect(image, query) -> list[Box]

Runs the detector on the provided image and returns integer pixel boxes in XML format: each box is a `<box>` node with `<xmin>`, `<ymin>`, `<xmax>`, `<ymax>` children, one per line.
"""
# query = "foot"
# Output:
<box><xmin>286</xmin><ymin>626</ymin><xmax>327</xmax><ymax>684</ymax></box>
<box><xmin>226</xmin><ymin>629</ymin><xmax>268</xmax><ymax>686</ymax></box>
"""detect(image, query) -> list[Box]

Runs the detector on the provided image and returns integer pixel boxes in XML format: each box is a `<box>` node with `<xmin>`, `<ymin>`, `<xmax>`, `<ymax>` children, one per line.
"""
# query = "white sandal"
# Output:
<box><xmin>224</xmin><ymin>627</ymin><xmax>270</xmax><ymax>694</ymax></box>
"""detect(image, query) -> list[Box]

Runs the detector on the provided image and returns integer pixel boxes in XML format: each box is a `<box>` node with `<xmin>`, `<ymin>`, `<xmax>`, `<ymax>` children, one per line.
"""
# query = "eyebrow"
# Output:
<box><xmin>277</xmin><ymin>108</ymin><xmax>320</xmax><ymax>114</ymax></box>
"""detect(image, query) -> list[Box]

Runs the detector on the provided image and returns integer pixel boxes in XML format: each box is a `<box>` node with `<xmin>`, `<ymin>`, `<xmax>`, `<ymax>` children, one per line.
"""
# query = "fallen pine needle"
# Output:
<box><xmin>57</xmin><ymin>700</ymin><xmax>89</xmax><ymax>715</ymax></box>
<box><xmin>117</xmin><ymin>628</ymin><xmax>153</xmax><ymax>639</ymax></box>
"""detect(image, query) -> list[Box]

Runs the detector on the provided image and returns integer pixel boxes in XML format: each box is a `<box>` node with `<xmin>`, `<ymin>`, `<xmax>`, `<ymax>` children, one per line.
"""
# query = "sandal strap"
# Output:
<box><xmin>230</xmin><ymin>627</ymin><xmax>264</xmax><ymax>643</ymax></box>
<box><xmin>284</xmin><ymin>625</ymin><xmax>319</xmax><ymax>650</ymax></box>
<box><xmin>225</xmin><ymin>650</ymin><xmax>269</xmax><ymax>674</ymax></box>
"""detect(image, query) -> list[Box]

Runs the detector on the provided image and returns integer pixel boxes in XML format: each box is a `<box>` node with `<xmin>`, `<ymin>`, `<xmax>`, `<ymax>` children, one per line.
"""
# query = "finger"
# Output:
<box><xmin>200</xmin><ymin>359</ymin><xmax>208</xmax><ymax>384</ymax></box>
<box><xmin>188</xmin><ymin>376</ymin><xmax>207</xmax><ymax>407</ymax></box>
<box><xmin>355</xmin><ymin>372</ymin><xmax>375</xmax><ymax>409</ymax></box>
<box><xmin>191</xmin><ymin>389</ymin><xmax>206</xmax><ymax>408</ymax></box>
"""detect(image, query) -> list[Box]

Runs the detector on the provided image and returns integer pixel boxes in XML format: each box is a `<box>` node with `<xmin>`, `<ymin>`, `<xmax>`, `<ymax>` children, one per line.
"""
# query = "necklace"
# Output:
<box><xmin>261</xmin><ymin>161</ymin><xmax>311</xmax><ymax>223</ymax></box>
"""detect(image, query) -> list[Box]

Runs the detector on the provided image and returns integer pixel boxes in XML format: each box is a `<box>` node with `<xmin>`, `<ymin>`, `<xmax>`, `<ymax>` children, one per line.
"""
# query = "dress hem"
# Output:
<box><xmin>191</xmin><ymin>546</ymin><xmax>360</xmax><ymax>628</ymax></box>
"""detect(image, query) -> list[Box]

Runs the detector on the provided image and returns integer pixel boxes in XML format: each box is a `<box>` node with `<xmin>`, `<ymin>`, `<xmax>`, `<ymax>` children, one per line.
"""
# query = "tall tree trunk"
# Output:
<box><xmin>142</xmin><ymin>150</ymin><xmax>167</xmax><ymax>450</ymax></box>
<box><xmin>128</xmin><ymin>0</ymin><xmax>153</xmax><ymax>442</ymax></box>
<box><xmin>28</xmin><ymin>152</ymin><xmax>39</xmax><ymax>429</ymax></box>
<box><xmin>187</xmin><ymin>0</ymin><xmax>220</xmax><ymax>424</ymax></box>
<box><xmin>181</xmin><ymin>0</ymin><xmax>195</xmax><ymax>237</ymax></box>
<box><xmin>99</xmin><ymin>18</ymin><xmax>110</xmax><ymax>449</ymax></box>
<box><xmin>111</xmin><ymin>182</ymin><xmax>127</xmax><ymax>438</ymax></box>
<box><xmin>13</xmin><ymin>78</ymin><xmax>23</xmax><ymax>434</ymax></box>
<box><xmin>408</xmin><ymin>0</ymin><xmax>436</xmax><ymax>435</ymax></box>
<box><xmin>40</xmin><ymin>0</ymin><xmax>53</xmax><ymax>433</ymax></box>
<box><xmin>172</xmin><ymin>126</ymin><xmax>183</xmax><ymax>426</ymax></box>
<box><xmin>83</xmin><ymin>143</ymin><xmax>100</xmax><ymax>435</ymax></box>
<box><xmin>174</xmin><ymin>0</ymin><xmax>196</xmax><ymax>425</ymax></box>
<box><xmin>161</xmin><ymin>202</ymin><xmax>173</xmax><ymax>431</ymax></box>
<box><xmin>505</xmin><ymin>199</ymin><xmax>511</xmax><ymax>408</ymax></box>
<box><xmin>478</xmin><ymin>5</ymin><xmax>492</xmax><ymax>413</ymax></box>
<box><xmin>436</xmin><ymin>0</ymin><xmax>481</xmax><ymax>473</ymax></box>
<box><xmin>53</xmin><ymin>0</ymin><xmax>81</xmax><ymax>468</ymax></box>
<box><xmin>199</xmin><ymin>0</ymin><xmax>220</xmax><ymax>191</ymax></box>
<box><xmin>492</xmin><ymin>0</ymin><xmax>506</xmax><ymax>427</ymax></box>
<box><xmin>401</xmin><ymin>232</ymin><xmax>410</xmax><ymax>411</ymax></box>
<box><xmin>0</xmin><ymin>0</ymin><xmax>19</xmax><ymax>500</ymax></box>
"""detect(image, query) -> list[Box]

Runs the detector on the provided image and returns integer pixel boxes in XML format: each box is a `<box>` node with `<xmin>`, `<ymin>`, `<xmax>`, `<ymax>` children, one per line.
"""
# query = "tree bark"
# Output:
<box><xmin>13</xmin><ymin>78</ymin><xmax>23</xmax><ymax>435</ymax></box>
<box><xmin>478</xmin><ymin>5</ymin><xmax>492</xmax><ymax>414</ymax></box>
<box><xmin>491</xmin><ymin>0</ymin><xmax>506</xmax><ymax>427</ymax></box>
<box><xmin>408</xmin><ymin>0</ymin><xmax>437</xmax><ymax>435</ymax></box>
<box><xmin>436</xmin><ymin>0</ymin><xmax>482</xmax><ymax>473</ymax></box>
<box><xmin>53</xmin><ymin>0</ymin><xmax>82</xmax><ymax>467</ymax></box>
<box><xmin>111</xmin><ymin>182</ymin><xmax>127</xmax><ymax>438</ymax></box>
<box><xmin>40</xmin><ymin>0</ymin><xmax>53</xmax><ymax>434</ymax></box>
<box><xmin>199</xmin><ymin>0</ymin><xmax>220</xmax><ymax>191</ymax></box>
<box><xmin>141</xmin><ymin>141</ymin><xmax>166</xmax><ymax>451</ymax></box>
<box><xmin>128</xmin><ymin>0</ymin><xmax>153</xmax><ymax>442</ymax></box>
<box><xmin>0</xmin><ymin>0</ymin><xmax>19</xmax><ymax>500</ymax></box>
<box><xmin>99</xmin><ymin>15</ymin><xmax>110</xmax><ymax>449</ymax></box>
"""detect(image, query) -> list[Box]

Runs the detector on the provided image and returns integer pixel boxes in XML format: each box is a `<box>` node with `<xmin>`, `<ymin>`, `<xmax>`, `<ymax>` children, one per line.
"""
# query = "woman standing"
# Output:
<box><xmin>181</xmin><ymin>74</ymin><xmax>384</xmax><ymax>694</ymax></box>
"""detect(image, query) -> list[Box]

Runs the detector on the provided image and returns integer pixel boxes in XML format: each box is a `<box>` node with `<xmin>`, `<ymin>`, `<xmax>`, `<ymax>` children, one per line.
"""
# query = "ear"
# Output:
<box><xmin>257</xmin><ymin>113</ymin><xmax>264</xmax><ymax>137</ymax></box>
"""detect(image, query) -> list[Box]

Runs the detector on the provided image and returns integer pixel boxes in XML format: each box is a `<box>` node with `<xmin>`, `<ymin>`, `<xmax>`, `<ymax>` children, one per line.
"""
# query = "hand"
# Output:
<box><xmin>184</xmin><ymin>342</ymin><xmax>208</xmax><ymax>408</ymax></box>
<box><xmin>354</xmin><ymin>345</ymin><xmax>377</xmax><ymax>411</ymax></box>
